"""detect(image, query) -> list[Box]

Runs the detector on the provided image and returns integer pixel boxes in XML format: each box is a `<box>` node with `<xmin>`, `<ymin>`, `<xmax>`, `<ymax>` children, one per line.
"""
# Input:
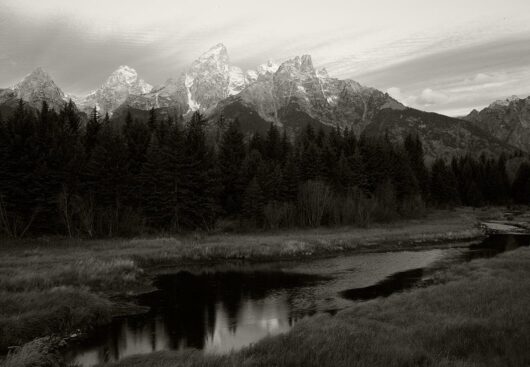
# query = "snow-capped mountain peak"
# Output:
<box><xmin>104</xmin><ymin>65</ymin><xmax>152</xmax><ymax>94</ymax></box>
<box><xmin>257</xmin><ymin>60</ymin><xmax>279</xmax><ymax>75</ymax></box>
<box><xmin>78</xmin><ymin>65</ymin><xmax>153</xmax><ymax>114</ymax></box>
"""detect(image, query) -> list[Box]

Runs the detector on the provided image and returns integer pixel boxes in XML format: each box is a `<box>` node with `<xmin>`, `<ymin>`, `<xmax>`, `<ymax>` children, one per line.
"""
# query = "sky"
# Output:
<box><xmin>0</xmin><ymin>0</ymin><xmax>529</xmax><ymax>116</ymax></box>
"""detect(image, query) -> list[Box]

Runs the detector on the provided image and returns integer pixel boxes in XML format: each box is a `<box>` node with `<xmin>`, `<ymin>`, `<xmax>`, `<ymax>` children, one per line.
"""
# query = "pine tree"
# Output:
<box><xmin>218</xmin><ymin>119</ymin><xmax>246</xmax><ymax>215</ymax></box>
<box><xmin>265</xmin><ymin>123</ymin><xmax>282</xmax><ymax>162</ymax></box>
<box><xmin>85</xmin><ymin>123</ymin><xmax>129</xmax><ymax>236</ymax></box>
<box><xmin>430</xmin><ymin>158</ymin><xmax>459</xmax><ymax>207</ymax></box>
<box><xmin>123</xmin><ymin>109</ymin><xmax>151</xmax><ymax>208</ymax></box>
<box><xmin>84</xmin><ymin>107</ymin><xmax>101</xmax><ymax>156</ymax></box>
<box><xmin>404</xmin><ymin>133</ymin><xmax>429</xmax><ymax>199</ymax></box>
<box><xmin>178</xmin><ymin>112</ymin><xmax>220</xmax><ymax>229</ymax></box>
<box><xmin>242</xmin><ymin>177</ymin><xmax>264</xmax><ymax>227</ymax></box>
<box><xmin>512</xmin><ymin>162</ymin><xmax>530</xmax><ymax>204</ymax></box>
<box><xmin>148</xmin><ymin>107</ymin><xmax>157</xmax><ymax>131</ymax></box>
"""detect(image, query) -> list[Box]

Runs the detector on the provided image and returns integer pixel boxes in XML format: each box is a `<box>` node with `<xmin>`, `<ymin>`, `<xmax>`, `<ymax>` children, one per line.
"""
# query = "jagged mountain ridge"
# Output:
<box><xmin>77</xmin><ymin>65</ymin><xmax>153</xmax><ymax>115</ymax></box>
<box><xmin>213</xmin><ymin>54</ymin><xmax>405</xmax><ymax>135</ymax></box>
<box><xmin>463</xmin><ymin>95</ymin><xmax>530</xmax><ymax>153</ymax></box>
<box><xmin>7</xmin><ymin>68</ymin><xmax>68</xmax><ymax>112</ymax></box>
<box><xmin>0</xmin><ymin>43</ymin><xmax>526</xmax><ymax>159</ymax></box>
<box><xmin>122</xmin><ymin>43</ymin><xmax>279</xmax><ymax>114</ymax></box>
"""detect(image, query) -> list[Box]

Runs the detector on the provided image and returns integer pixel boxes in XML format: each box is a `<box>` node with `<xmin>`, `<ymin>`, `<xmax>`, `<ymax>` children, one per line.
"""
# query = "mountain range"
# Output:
<box><xmin>1</xmin><ymin>43</ymin><xmax>527</xmax><ymax>160</ymax></box>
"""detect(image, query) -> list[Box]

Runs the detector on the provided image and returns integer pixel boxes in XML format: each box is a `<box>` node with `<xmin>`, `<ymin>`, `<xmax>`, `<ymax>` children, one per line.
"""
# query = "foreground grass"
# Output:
<box><xmin>104</xmin><ymin>246</ymin><xmax>530</xmax><ymax>367</ymax></box>
<box><xmin>0</xmin><ymin>209</ymin><xmax>485</xmax><ymax>355</ymax></box>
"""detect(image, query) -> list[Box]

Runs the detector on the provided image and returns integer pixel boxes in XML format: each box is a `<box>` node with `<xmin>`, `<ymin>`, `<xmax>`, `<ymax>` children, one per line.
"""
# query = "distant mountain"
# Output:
<box><xmin>77</xmin><ymin>65</ymin><xmax>153</xmax><ymax>115</ymax></box>
<box><xmin>363</xmin><ymin>108</ymin><xmax>517</xmax><ymax>161</ymax></box>
<box><xmin>7</xmin><ymin>68</ymin><xmax>68</xmax><ymax>112</ymax></box>
<box><xmin>463</xmin><ymin>95</ymin><xmax>530</xmax><ymax>153</ymax></box>
<box><xmin>0</xmin><ymin>44</ymin><xmax>526</xmax><ymax>159</ymax></box>
<box><xmin>123</xmin><ymin>43</ymin><xmax>268</xmax><ymax>114</ymax></box>
<box><xmin>213</xmin><ymin>54</ymin><xmax>405</xmax><ymax>135</ymax></box>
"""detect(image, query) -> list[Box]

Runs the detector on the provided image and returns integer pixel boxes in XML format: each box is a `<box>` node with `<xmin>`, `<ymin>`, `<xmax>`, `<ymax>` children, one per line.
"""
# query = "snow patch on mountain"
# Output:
<box><xmin>78</xmin><ymin>65</ymin><xmax>153</xmax><ymax>114</ymax></box>
<box><xmin>257</xmin><ymin>60</ymin><xmax>279</xmax><ymax>75</ymax></box>
<box><xmin>228</xmin><ymin>66</ymin><xmax>247</xmax><ymax>95</ymax></box>
<box><xmin>185</xmin><ymin>74</ymin><xmax>201</xmax><ymax>111</ymax></box>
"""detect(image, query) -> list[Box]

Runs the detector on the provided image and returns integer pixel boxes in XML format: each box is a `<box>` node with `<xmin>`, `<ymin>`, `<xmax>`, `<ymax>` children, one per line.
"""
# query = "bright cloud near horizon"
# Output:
<box><xmin>1</xmin><ymin>0</ymin><xmax>529</xmax><ymax>116</ymax></box>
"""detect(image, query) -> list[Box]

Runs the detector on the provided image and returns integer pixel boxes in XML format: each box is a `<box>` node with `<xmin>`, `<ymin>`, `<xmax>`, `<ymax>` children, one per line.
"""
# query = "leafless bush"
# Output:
<box><xmin>297</xmin><ymin>180</ymin><xmax>332</xmax><ymax>227</ymax></box>
<box><xmin>263</xmin><ymin>201</ymin><xmax>296</xmax><ymax>229</ymax></box>
<box><xmin>0</xmin><ymin>195</ymin><xmax>38</xmax><ymax>238</ymax></box>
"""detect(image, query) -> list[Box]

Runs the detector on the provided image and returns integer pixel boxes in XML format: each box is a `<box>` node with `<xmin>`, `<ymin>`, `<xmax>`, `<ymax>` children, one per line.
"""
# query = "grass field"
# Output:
<box><xmin>0</xmin><ymin>207</ymin><xmax>504</xmax><ymax>365</ymax></box>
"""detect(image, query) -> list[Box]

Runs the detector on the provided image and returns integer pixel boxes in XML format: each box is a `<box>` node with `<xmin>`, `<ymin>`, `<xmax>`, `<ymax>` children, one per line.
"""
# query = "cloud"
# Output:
<box><xmin>473</xmin><ymin>73</ymin><xmax>494</xmax><ymax>83</ymax></box>
<box><xmin>386</xmin><ymin>87</ymin><xmax>405</xmax><ymax>103</ymax></box>
<box><xmin>416</xmin><ymin>88</ymin><xmax>449</xmax><ymax>106</ymax></box>
<box><xmin>386</xmin><ymin>87</ymin><xmax>449</xmax><ymax>108</ymax></box>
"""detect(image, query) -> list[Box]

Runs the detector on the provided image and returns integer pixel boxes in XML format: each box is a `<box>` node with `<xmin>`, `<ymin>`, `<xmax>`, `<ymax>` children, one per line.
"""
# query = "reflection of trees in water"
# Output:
<box><xmin>340</xmin><ymin>234</ymin><xmax>530</xmax><ymax>302</ymax></box>
<box><xmin>466</xmin><ymin>234</ymin><xmax>530</xmax><ymax>261</ymax></box>
<box><xmin>134</xmin><ymin>271</ymin><xmax>323</xmax><ymax>351</ymax></box>
<box><xmin>340</xmin><ymin>267</ymin><xmax>424</xmax><ymax>301</ymax></box>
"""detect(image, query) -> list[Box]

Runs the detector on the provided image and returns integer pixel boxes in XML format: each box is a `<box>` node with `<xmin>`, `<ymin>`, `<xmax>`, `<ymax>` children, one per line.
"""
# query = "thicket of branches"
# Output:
<box><xmin>0</xmin><ymin>100</ymin><xmax>528</xmax><ymax>237</ymax></box>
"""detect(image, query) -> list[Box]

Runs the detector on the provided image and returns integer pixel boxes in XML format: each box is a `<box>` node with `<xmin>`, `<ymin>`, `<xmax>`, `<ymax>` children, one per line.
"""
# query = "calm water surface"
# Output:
<box><xmin>68</xmin><ymin>234</ymin><xmax>529</xmax><ymax>366</ymax></box>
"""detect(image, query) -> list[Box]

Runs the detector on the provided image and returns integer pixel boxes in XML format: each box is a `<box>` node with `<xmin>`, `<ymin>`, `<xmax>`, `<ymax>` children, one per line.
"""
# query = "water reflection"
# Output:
<box><xmin>69</xmin><ymin>272</ymin><xmax>321</xmax><ymax>366</ymax></box>
<box><xmin>68</xmin><ymin>234</ymin><xmax>529</xmax><ymax>367</ymax></box>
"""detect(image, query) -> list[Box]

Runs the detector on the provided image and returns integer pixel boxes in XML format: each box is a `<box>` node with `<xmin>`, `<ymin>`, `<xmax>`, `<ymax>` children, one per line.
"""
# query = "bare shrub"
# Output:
<box><xmin>0</xmin><ymin>195</ymin><xmax>38</xmax><ymax>238</ymax></box>
<box><xmin>297</xmin><ymin>181</ymin><xmax>332</xmax><ymax>227</ymax></box>
<box><xmin>400</xmin><ymin>194</ymin><xmax>427</xmax><ymax>218</ymax></box>
<box><xmin>263</xmin><ymin>201</ymin><xmax>297</xmax><ymax>229</ymax></box>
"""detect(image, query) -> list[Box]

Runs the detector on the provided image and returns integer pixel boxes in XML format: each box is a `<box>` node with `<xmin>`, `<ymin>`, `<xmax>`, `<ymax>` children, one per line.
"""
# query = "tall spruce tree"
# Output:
<box><xmin>512</xmin><ymin>162</ymin><xmax>530</xmax><ymax>204</ymax></box>
<box><xmin>404</xmin><ymin>133</ymin><xmax>429</xmax><ymax>199</ymax></box>
<box><xmin>218</xmin><ymin>119</ymin><xmax>246</xmax><ymax>215</ymax></box>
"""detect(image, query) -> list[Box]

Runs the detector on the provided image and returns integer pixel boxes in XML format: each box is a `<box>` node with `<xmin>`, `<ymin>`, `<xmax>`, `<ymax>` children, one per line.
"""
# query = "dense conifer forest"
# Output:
<box><xmin>0</xmin><ymin>100</ymin><xmax>529</xmax><ymax>238</ymax></box>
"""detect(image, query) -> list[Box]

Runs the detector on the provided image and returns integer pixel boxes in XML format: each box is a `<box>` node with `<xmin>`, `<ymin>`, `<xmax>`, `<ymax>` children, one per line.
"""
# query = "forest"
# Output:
<box><xmin>0</xmin><ymin>100</ymin><xmax>529</xmax><ymax>238</ymax></box>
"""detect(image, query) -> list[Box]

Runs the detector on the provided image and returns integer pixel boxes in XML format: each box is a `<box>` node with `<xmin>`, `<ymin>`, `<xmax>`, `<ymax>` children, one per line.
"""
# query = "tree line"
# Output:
<box><xmin>0</xmin><ymin>100</ymin><xmax>529</xmax><ymax>237</ymax></box>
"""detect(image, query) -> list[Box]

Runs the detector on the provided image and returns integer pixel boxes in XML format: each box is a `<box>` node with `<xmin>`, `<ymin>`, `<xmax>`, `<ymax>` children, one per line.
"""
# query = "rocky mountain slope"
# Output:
<box><xmin>2</xmin><ymin>68</ymin><xmax>68</xmax><ymax>112</ymax></box>
<box><xmin>77</xmin><ymin>65</ymin><xmax>152</xmax><ymax>115</ymax></box>
<box><xmin>122</xmin><ymin>43</ymin><xmax>273</xmax><ymax>114</ymax></box>
<box><xmin>363</xmin><ymin>108</ymin><xmax>516</xmax><ymax>161</ymax></box>
<box><xmin>213</xmin><ymin>54</ymin><xmax>405</xmax><ymax>134</ymax></box>
<box><xmin>464</xmin><ymin>96</ymin><xmax>530</xmax><ymax>153</ymax></box>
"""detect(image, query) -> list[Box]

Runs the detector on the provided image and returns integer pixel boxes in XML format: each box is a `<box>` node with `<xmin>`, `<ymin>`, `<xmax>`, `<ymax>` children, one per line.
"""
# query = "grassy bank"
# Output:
<box><xmin>100</xmin><ymin>245</ymin><xmax>530</xmax><ymax>367</ymax></box>
<box><xmin>0</xmin><ymin>208</ymin><xmax>486</xmax><ymax>358</ymax></box>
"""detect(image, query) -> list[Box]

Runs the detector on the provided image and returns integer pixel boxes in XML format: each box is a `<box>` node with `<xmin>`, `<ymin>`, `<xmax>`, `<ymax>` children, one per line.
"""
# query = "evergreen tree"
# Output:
<box><xmin>512</xmin><ymin>162</ymin><xmax>530</xmax><ymax>204</ymax></box>
<box><xmin>85</xmin><ymin>123</ymin><xmax>129</xmax><ymax>236</ymax></box>
<box><xmin>178</xmin><ymin>112</ymin><xmax>220</xmax><ymax>229</ymax></box>
<box><xmin>148</xmin><ymin>107</ymin><xmax>157</xmax><ymax>131</ymax></box>
<box><xmin>123</xmin><ymin>109</ymin><xmax>152</xmax><ymax>208</ymax></box>
<box><xmin>264</xmin><ymin>123</ymin><xmax>282</xmax><ymax>162</ymax></box>
<box><xmin>242</xmin><ymin>177</ymin><xmax>264</xmax><ymax>227</ymax></box>
<box><xmin>218</xmin><ymin>119</ymin><xmax>246</xmax><ymax>215</ymax></box>
<box><xmin>430</xmin><ymin>158</ymin><xmax>459</xmax><ymax>207</ymax></box>
<box><xmin>84</xmin><ymin>107</ymin><xmax>101</xmax><ymax>155</ymax></box>
<box><xmin>404</xmin><ymin>133</ymin><xmax>429</xmax><ymax>198</ymax></box>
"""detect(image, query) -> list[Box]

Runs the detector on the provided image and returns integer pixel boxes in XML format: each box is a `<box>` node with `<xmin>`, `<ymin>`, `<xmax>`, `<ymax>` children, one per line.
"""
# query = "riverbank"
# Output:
<box><xmin>0</xmin><ymin>207</ymin><xmax>511</xmax><ymax>364</ymax></box>
<box><xmin>96</xmin><ymin>244</ymin><xmax>530</xmax><ymax>367</ymax></box>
